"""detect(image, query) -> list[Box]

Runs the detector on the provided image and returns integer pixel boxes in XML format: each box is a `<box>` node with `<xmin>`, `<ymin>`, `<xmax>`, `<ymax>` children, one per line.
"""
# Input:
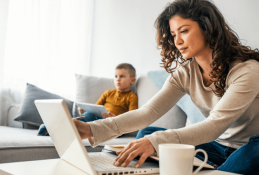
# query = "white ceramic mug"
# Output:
<box><xmin>159</xmin><ymin>144</ymin><xmax>208</xmax><ymax>175</ymax></box>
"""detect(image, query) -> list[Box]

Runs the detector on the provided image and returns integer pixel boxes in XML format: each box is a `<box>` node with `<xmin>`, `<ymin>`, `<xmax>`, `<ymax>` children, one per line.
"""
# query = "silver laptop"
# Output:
<box><xmin>35</xmin><ymin>99</ymin><xmax>159</xmax><ymax>175</ymax></box>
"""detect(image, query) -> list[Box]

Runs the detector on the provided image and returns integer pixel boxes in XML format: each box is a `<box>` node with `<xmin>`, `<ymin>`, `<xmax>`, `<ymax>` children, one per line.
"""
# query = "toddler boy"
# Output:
<box><xmin>77</xmin><ymin>63</ymin><xmax>138</xmax><ymax>122</ymax></box>
<box><xmin>38</xmin><ymin>63</ymin><xmax>138</xmax><ymax>136</ymax></box>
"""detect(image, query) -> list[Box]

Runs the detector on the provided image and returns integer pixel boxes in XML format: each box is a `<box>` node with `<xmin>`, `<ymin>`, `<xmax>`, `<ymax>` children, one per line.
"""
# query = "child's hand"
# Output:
<box><xmin>108</xmin><ymin>112</ymin><xmax>116</xmax><ymax>117</ymax></box>
<box><xmin>101</xmin><ymin>112</ymin><xmax>116</xmax><ymax>119</ymax></box>
<box><xmin>78</xmin><ymin>107</ymin><xmax>85</xmax><ymax>115</ymax></box>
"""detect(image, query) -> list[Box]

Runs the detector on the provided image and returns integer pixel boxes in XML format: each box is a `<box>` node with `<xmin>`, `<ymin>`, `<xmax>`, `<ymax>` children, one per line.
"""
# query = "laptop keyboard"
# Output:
<box><xmin>89</xmin><ymin>152</ymin><xmax>136</xmax><ymax>169</ymax></box>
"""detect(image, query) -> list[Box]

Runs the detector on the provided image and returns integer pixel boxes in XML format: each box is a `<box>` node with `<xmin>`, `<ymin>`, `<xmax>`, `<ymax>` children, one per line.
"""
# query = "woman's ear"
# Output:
<box><xmin>130</xmin><ymin>77</ymin><xmax>136</xmax><ymax>85</ymax></box>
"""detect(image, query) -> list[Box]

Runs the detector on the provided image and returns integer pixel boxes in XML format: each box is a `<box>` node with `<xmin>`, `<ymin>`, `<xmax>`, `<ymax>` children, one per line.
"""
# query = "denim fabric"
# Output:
<box><xmin>195</xmin><ymin>141</ymin><xmax>236</xmax><ymax>169</ymax></box>
<box><xmin>217</xmin><ymin>134</ymin><xmax>259</xmax><ymax>175</ymax></box>
<box><xmin>136</xmin><ymin>126</ymin><xmax>167</xmax><ymax>139</ymax></box>
<box><xmin>136</xmin><ymin>126</ymin><xmax>259</xmax><ymax>175</ymax></box>
<box><xmin>78</xmin><ymin>112</ymin><xmax>103</xmax><ymax>122</ymax></box>
<box><xmin>37</xmin><ymin>124</ymin><xmax>49</xmax><ymax>136</ymax></box>
<box><xmin>37</xmin><ymin>112</ymin><xmax>103</xmax><ymax>136</ymax></box>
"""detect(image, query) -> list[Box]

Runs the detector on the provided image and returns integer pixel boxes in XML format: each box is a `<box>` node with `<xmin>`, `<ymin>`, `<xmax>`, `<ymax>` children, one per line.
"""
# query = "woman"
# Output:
<box><xmin>74</xmin><ymin>0</ymin><xmax>259</xmax><ymax>174</ymax></box>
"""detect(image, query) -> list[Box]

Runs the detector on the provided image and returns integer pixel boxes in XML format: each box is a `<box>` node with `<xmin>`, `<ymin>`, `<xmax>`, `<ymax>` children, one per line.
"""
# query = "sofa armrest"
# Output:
<box><xmin>7</xmin><ymin>105</ymin><xmax>22</xmax><ymax>128</ymax></box>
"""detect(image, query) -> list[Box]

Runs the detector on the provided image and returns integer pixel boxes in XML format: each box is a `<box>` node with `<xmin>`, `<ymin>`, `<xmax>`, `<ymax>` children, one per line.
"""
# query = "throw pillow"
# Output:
<box><xmin>14</xmin><ymin>83</ymin><xmax>74</xmax><ymax>128</ymax></box>
<box><xmin>136</xmin><ymin>74</ymin><xmax>187</xmax><ymax>129</ymax></box>
<box><xmin>147</xmin><ymin>69</ymin><xmax>206</xmax><ymax>124</ymax></box>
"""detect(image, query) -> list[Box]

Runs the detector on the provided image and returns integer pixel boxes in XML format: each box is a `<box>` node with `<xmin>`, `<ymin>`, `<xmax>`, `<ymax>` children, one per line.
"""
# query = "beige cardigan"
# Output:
<box><xmin>88</xmin><ymin>58</ymin><xmax>259</xmax><ymax>155</ymax></box>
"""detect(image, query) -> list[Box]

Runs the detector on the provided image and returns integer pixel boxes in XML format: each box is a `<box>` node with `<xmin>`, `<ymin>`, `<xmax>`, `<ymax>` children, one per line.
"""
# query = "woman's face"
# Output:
<box><xmin>169</xmin><ymin>15</ymin><xmax>210</xmax><ymax>59</ymax></box>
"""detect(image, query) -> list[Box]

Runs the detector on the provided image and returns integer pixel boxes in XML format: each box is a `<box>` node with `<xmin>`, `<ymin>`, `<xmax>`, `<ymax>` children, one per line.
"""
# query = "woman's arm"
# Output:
<box><xmin>147</xmin><ymin>60</ymin><xmax>259</xmax><ymax>153</ymax></box>
<box><xmin>87</xmin><ymin>72</ymin><xmax>186</xmax><ymax>147</ymax></box>
<box><xmin>113</xmin><ymin>60</ymin><xmax>259</xmax><ymax>168</ymax></box>
<box><xmin>73</xmin><ymin>73</ymin><xmax>185</xmax><ymax>144</ymax></box>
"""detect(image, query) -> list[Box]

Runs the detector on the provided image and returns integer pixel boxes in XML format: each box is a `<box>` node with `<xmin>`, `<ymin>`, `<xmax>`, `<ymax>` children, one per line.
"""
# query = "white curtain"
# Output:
<box><xmin>0</xmin><ymin>0</ymin><xmax>94</xmax><ymax>125</ymax></box>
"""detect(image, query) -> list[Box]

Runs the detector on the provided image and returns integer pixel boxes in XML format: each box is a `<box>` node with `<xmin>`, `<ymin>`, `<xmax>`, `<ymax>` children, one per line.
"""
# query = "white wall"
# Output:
<box><xmin>90</xmin><ymin>0</ymin><xmax>171</xmax><ymax>78</ymax></box>
<box><xmin>0</xmin><ymin>0</ymin><xmax>9</xmax><ymax>72</ymax></box>
<box><xmin>90</xmin><ymin>0</ymin><xmax>259</xmax><ymax>78</ymax></box>
<box><xmin>214</xmin><ymin>0</ymin><xmax>259</xmax><ymax>50</ymax></box>
<box><xmin>0</xmin><ymin>0</ymin><xmax>10</xmax><ymax>125</ymax></box>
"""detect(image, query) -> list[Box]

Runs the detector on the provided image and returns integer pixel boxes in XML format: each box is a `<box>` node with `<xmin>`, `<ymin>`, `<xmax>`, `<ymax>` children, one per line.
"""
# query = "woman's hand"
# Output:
<box><xmin>113</xmin><ymin>137</ymin><xmax>155</xmax><ymax>168</ymax></box>
<box><xmin>73</xmin><ymin>120</ymin><xmax>93</xmax><ymax>139</ymax></box>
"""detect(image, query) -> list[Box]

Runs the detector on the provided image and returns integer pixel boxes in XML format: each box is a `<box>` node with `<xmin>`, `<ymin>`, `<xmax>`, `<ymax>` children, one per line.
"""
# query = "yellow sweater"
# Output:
<box><xmin>95</xmin><ymin>89</ymin><xmax>138</xmax><ymax>116</ymax></box>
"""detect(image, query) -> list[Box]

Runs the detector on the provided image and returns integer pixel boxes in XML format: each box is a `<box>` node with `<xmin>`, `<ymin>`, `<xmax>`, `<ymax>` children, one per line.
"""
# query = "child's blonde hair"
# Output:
<box><xmin>116</xmin><ymin>63</ymin><xmax>136</xmax><ymax>77</ymax></box>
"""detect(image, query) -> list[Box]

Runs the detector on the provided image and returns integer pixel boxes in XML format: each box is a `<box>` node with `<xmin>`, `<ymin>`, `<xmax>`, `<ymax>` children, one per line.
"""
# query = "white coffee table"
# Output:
<box><xmin>0</xmin><ymin>158</ymin><xmax>240</xmax><ymax>175</ymax></box>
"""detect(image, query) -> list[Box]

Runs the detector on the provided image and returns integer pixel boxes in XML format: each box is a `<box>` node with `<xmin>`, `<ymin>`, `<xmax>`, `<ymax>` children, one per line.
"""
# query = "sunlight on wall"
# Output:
<box><xmin>3</xmin><ymin>0</ymin><xmax>94</xmax><ymax>102</ymax></box>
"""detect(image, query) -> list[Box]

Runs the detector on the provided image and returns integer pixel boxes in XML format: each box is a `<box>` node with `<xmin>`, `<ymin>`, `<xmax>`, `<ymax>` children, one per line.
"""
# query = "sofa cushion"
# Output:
<box><xmin>14</xmin><ymin>83</ymin><xmax>74</xmax><ymax>128</ymax></box>
<box><xmin>75</xmin><ymin>74</ymin><xmax>137</xmax><ymax>103</ymax></box>
<box><xmin>75</xmin><ymin>74</ymin><xmax>116</xmax><ymax>104</ymax></box>
<box><xmin>136</xmin><ymin>74</ymin><xmax>187</xmax><ymax>129</ymax></box>
<box><xmin>73</xmin><ymin>74</ymin><xmax>137</xmax><ymax>117</ymax></box>
<box><xmin>147</xmin><ymin>70</ymin><xmax>206</xmax><ymax>124</ymax></box>
<box><xmin>0</xmin><ymin>126</ymin><xmax>136</xmax><ymax>163</ymax></box>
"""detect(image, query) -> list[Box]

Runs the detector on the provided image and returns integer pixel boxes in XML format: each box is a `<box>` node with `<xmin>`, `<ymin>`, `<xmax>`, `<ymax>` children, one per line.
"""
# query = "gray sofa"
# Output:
<box><xmin>0</xmin><ymin>74</ymin><xmax>188</xmax><ymax>163</ymax></box>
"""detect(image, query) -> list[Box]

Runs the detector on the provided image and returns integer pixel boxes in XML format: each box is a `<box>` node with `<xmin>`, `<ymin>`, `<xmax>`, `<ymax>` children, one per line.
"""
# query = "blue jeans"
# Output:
<box><xmin>37</xmin><ymin>112</ymin><xmax>103</xmax><ymax>136</ymax></box>
<box><xmin>78</xmin><ymin>112</ymin><xmax>103</xmax><ymax>122</ymax></box>
<box><xmin>136</xmin><ymin>126</ymin><xmax>167</xmax><ymax>139</ymax></box>
<box><xmin>136</xmin><ymin>126</ymin><xmax>259</xmax><ymax>175</ymax></box>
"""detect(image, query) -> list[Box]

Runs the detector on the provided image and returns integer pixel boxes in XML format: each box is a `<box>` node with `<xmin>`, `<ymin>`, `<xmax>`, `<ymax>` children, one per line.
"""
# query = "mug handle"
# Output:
<box><xmin>192</xmin><ymin>149</ymin><xmax>208</xmax><ymax>175</ymax></box>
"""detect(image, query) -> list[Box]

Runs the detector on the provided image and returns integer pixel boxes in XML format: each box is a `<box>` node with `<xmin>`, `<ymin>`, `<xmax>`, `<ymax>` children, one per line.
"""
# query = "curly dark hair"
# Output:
<box><xmin>155</xmin><ymin>0</ymin><xmax>259</xmax><ymax>97</ymax></box>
